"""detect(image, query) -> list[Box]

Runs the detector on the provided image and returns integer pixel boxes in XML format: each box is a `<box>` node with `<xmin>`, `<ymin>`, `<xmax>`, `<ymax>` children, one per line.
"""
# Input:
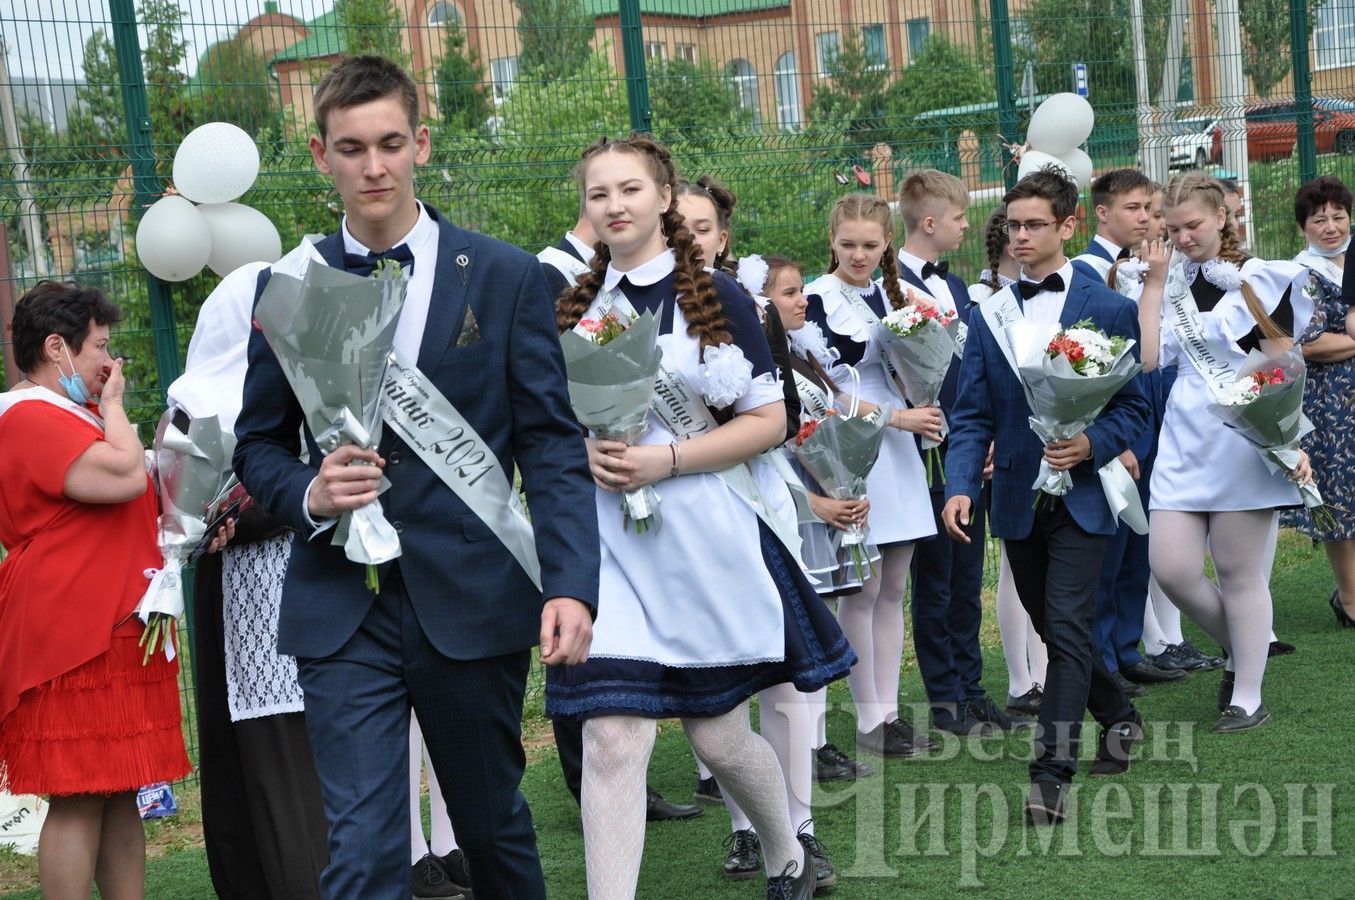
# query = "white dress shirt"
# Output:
<box><xmin>1019</xmin><ymin>260</ymin><xmax>1076</xmax><ymax>326</ymax></box>
<box><xmin>897</xmin><ymin>247</ymin><xmax>956</xmax><ymax>313</ymax></box>
<box><xmin>342</xmin><ymin>202</ymin><xmax>440</xmax><ymax>365</ymax></box>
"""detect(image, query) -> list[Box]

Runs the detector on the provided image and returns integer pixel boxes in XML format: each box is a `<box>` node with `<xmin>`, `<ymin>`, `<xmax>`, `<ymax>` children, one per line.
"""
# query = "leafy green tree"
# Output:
<box><xmin>806</xmin><ymin>30</ymin><xmax>891</xmax><ymax>149</ymax></box>
<box><xmin>516</xmin><ymin>0</ymin><xmax>594</xmax><ymax>81</ymax></box>
<box><xmin>1240</xmin><ymin>0</ymin><xmax>1321</xmax><ymax>99</ymax></box>
<box><xmin>138</xmin><ymin>0</ymin><xmax>194</xmax><ymax>148</ymax></box>
<box><xmin>648</xmin><ymin>58</ymin><xmax>751</xmax><ymax>144</ymax></box>
<box><xmin>335</xmin><ymin>0</ymin><xmax>409</xmax><ymax>67</ymax></box>
<box><xmin>190</xmin><ymin>38</ymin><xmax>279</xmax><ymax>136</ymax></box>
<box><xmin>884</xmin><ymin>36</ymin><xmax>995</xmax><ymax>171</ymax></box>
<box><xmin>434</xmin><ymin>21</ymin><xmax>491</xmax><ymax>132</ymax></box>
<box><xmin>63</xmin><ymin>30</ymin><xmax>126</xmax><ymax>175</ymax></box>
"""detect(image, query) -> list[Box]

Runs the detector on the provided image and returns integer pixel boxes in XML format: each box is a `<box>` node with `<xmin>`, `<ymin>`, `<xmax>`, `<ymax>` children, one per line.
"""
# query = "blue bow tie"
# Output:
<box><xmin>343</xmin><ymin>243</ymin><xmax>415</xmax><ymax>277</ymax></box>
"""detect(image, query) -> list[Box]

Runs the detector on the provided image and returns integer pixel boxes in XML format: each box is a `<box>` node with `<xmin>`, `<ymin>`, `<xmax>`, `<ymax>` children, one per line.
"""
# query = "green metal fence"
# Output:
<box><xmin>2</xmin><ymin>0</ymin><xmax>1354</xmax><ymax>776</ymax></box>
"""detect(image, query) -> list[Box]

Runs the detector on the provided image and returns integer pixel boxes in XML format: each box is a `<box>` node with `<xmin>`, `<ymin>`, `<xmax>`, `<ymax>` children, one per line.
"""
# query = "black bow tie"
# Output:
<box><xmin>1117</xmin><ymin>246</ymin><xmax>1132</xmax><ymax>260</ymax></box>
<box><xmin>921</xmin><ymin>260</ymin><xmax>950</xmax><ymax>280</ymax></box>
<box><xmin>342</xmin><ymin>243</ymin><xmax>415</xmax><ymax>277</ymax></box>
<box><xmin>1017</xmin><ymin>272</ymin><xmax>1065</xmax><ymax>300</ymax></box>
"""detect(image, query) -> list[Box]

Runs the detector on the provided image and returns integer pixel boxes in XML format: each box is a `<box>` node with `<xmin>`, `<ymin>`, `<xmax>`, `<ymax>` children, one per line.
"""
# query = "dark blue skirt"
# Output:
<box><xmin>546</xmin><ymin>522</ymin><xmax>856</xmax><ymax>720</ymax></box>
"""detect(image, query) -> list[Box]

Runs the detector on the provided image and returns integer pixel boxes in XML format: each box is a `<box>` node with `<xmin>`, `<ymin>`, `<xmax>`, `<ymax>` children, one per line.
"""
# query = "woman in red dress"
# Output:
<box><xmin>0</xmin><ymin>282</ymin><xmax>201</xmax><ymax>899</ymax></box>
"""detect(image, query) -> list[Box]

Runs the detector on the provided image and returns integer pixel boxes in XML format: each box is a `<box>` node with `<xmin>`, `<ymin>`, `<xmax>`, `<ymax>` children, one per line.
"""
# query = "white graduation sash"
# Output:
<box><xmin>537</xmin><ymin>246</ymin><xmax>592</xmax><ymax>285</ymax></box>
<box><xmin>381</xmin><ymin>352</ymin><xmax>543</xmax><ymax>590</ymax></box>
<box><xmin>979</xmin><ymin>287</ymin><xmax>1148</xmax><ymax>534</ymax></box>
<box><xmin>1161</xmin><ymin>264</ymin><xmax>1242</xmax><ymax>400</ymax></box>
<box><xmin>828</xmin><ymin>284</ymin><xmax>909</xmax><ymax>402</ymax></box>
<box><xmin>793</xmin><ymin>369</ymin><xmax>832</xmax><ymax>422</ymax></box>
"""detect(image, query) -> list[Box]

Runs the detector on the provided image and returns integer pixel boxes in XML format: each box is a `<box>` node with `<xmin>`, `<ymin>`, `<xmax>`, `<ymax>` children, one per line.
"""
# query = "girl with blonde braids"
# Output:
<box><xmin>1135</xmin><ymin>172</ymin><xmax>1316</xmax><ymax>733</ymax></box>
<box><xmin>545</xmin><ymin>135</ymin><xmax>853</xmax><ymax>900</ymax></box>
<box><xmin>803</xmin><ymin>194</ymin><xmax>941</xmax><ymax>757</ymax></box>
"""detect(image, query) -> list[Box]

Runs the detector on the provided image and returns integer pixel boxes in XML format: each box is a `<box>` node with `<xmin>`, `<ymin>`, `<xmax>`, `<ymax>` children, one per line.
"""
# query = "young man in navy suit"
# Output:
<box><xmin>941</xmin><ymin>169</ymin><xmax>1151</xmax><ymax>825</ymax></box>
<box><xmin>233</xmin><ymin>56</ymin><xmax>598</xmax><ymax>898</ymax></box>
<box><xmin>539</xmin><ymin>208</ymin><xmax>598</xmax><ymax>300</ymax></box>
<box><xmin>1073</xmin><ymin>170</ymin><xmax>1189</xmax><ymax>691</ymax></box>
<box><xmin>895</xmin><ymin>169</ymin><xmax>1018</xmax><ymax>737</ymax></box>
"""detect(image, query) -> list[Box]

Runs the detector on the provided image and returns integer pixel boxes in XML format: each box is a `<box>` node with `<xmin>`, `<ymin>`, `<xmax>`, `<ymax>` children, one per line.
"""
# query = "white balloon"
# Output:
<box><xmin>1027</xmin><ymin>93</ymin><xmax>1095</xmax><ymax>155</ymax></box>
<box><xmin>1057</xmin><ymin>148</ymin><xmax>1095</xmax><ymax>188</ymax></box>
<box><xmin>172</xmin><ymin>122</ymin><xmax>260</xmax><ymax>204</ymax></box>
<box><xmin>135</xmin><ymin>195</ymin><xmax>211</xmax><ymax>282</ymax></box>
<box><xmin>197</xmin><ymin>202</ymin><xmax>283</xmax><ymax>277</ymax></box>
<box><xmin>1017</xmin><ymin>149</ymin><xmax>1073</xmax><ymax>182</ymax></box>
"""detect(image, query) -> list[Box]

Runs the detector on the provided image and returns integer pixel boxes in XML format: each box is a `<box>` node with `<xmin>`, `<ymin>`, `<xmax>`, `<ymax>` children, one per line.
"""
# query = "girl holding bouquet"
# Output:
<box><xmin>1135</xmin><ymin>172</ymin><xmax>1315</xmax><ymax>732</ymax></box>
<box><xmin>0</xmin><ymin>282</ymin><xmax>205</xmax><ymax>899</ymax></box>
<box><xmin>546</xmin><ymin>134</ymin><xmax>854</xmax><ymax>900</ymax></box>
<box><xmin>804</xmin><ymin>194</ymin><xmax>941</xmax><ymax>757</ymax></box>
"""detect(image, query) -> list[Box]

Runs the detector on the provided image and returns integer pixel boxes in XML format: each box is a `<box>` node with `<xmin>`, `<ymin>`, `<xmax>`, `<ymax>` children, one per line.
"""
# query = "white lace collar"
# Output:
<box><xmin>1182</xmin><ymin>257</ymin><xmax>1244</xmax><ymax>291</ymax></box>
<box><xmin>603</xmin><ymin>249</ymin><xmax>676</xmax><ymax>291</ymax></box>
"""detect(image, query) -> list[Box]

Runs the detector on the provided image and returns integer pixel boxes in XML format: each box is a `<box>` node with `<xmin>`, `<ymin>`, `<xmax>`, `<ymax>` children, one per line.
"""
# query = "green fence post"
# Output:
<box><xmin>1290</xmin><ymin>0</ymin><xmax>1317</xmax><ymax>185</ymax></box>
<box><xmin>110</xmin><ymin>0</ymin><xmax>182</xmax><ymax>396</ymax></box>
<box><xmin>618</xmin><ymin>0</ymin><xmax>652</xmax><ymax>134</ymax></box>
<box><xmin>989</xmin><ymin>0</ymin><xmax>1019</xmax><ymax>189</ymax></box>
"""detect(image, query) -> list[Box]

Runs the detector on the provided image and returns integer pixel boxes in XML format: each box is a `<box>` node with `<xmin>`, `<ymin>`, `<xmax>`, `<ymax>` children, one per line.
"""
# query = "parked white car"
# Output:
<box><xmin>1168</xmin><ymin>117</ymin><xmax>1220</xmax><ymax>170</ymax></box>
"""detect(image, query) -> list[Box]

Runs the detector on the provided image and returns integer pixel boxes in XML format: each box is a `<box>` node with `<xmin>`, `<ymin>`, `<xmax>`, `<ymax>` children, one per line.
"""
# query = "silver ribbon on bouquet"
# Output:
<box><xmin>980</xmin><ymin>290</ymin><xmax>1149</xmax><ymax>534</ymax></box>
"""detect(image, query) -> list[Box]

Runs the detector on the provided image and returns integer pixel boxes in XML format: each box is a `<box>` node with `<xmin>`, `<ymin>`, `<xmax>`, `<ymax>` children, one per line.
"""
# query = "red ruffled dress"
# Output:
<box><xmin>0</xmin><ymin>399</ymin><xmax>190</xmax><ymax>796</ymax></box>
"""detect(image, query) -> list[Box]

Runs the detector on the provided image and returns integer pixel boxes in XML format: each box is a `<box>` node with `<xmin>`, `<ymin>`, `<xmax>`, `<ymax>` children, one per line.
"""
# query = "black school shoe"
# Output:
<box><xmin>815</xmin><ymin>743</ymin><xmax>874</xmax><ymax>782</ymax></box>
<box><xmin>1111</xmin><ymin>671</ymin><xmax>1147</xmax><ymax>698</ymax></box>
<box><xmin>796</xmin><ymin>830</ymin><xmax>838</xmax><ymax>892</ymax></box>
<box><xmin>930</xmin><ymin>703</ymin><xmax>993</xmax><ymax>737</ymax></box>
<box><xmin>695</xmin><ymin>775</ymin><xmax>724</xmax><ymax>805</ymax></box>
<box><xmin>1120</xmin><ymin>660</ymin><xmax>1186</xmax><ymax>684</ymax></box>
<box><xmin>413</xmin><ymin>853</ymin><xmax>464</xmax><ymax>900</ymax></box>
<box><xmin>1089</xmin><ymin>712</ymin><xmax>1144</xmax><ymax>777</ymax></box>
<box><xmin>647</xmin><ymin>787</ymin><xmax>703</xmax><ymax>822</ymax></box>
<box><xmin>438</xmin><ymin>849</ymin><xmax>473</xmax><ymax>898</ymax></box>
<box><xmin>968</xmin><ymin>695</ymin><xmax>1034</xmax><ymax>731</ymax></box>
<box><xmin>723</xmin><ymin>829</ymin><xmax>762</xmax><ymax>880</ymax></box>
<box><xmin>1214</xmin><ymin>704</ymin><xmax>1271</xmax><ymax>733</ymax></box>
<box><xmin>1006</xmin><ymin>683</ymin><xmax>1043</xmax><ymax>716</ymax></box>
<box><xmin>765</xmin><ymin>845</ymin><xmax>816</xmax><ymax>900</ymax></box>
<box><xmin>1268</xmin><ymin>640</ymin><xmax>1296</xmax><ymax>657</ymax></box>
<box><xmin>1024</xmin><ymin>781</ymin><xmax>1069</xmax><ymax>826</ymax></box>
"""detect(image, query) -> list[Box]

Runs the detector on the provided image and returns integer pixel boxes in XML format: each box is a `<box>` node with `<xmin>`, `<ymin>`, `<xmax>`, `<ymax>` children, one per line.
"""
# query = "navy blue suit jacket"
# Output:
<box><xmin>944</xmin><ymin>268</ymin><xmax>1151</xmax><ymax>540</ymax></box>
<box><xmin>898</xmin><ymin>263</ymin><xmax>974</xmax><ymax>494</ymax></box>
<box><xmin>233</xmin><ymin>207</ymin><xmax>600</xmax><ymax>660</ymax></box>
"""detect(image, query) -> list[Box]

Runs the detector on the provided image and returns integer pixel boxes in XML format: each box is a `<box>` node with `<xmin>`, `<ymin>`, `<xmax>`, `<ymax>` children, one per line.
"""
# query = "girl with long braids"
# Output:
<box><xmin>803</xmin><ymin>194</ymin><xmax>941</xmax><ymax>757</ymax></box>
<box><xmin>544</xmin><ymin>135</ymin><xmax>853</xmax><ymax>900</ymax></box>
<box><xmin>1135</xmin><ymin>172</ymin><xmax>1315</xmax><ymax>733</ymax></box>
<box><xmin>965</xmin><ymin>209</ymin><xmax>1048</xmax><ymax>717</ymax></box>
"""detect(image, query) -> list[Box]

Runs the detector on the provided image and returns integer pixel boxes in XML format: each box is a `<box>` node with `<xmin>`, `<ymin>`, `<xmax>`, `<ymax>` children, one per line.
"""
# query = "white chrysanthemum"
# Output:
<box><xmin>1062</xmin><ymin>327</ymin><xmax>1115</xmax><ymax>373</ymax></box>
<box><xmin>697</xmin><ymin>342</ymin><xmax>754</xmax><ymax>408</ymax></box>
<box><xmin>1218</xmin><ymin>378</ymin><xmax>1261</xmax><ymax>406</ymax></box>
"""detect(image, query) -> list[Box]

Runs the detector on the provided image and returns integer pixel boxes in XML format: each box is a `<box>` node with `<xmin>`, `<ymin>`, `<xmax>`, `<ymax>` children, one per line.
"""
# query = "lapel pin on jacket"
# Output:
<box><xmin>456</xmin><ymin>253</ymin><xmax>470</xmax><ymax>286</ymax></box>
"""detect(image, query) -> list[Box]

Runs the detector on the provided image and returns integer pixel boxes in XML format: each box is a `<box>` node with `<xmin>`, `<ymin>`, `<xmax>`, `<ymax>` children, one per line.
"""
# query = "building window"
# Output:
<box><xmin>815</xmin><ymin>31</ymin><xmax>840</xmax><ymax>74</ymax></box>
<box><xmin>774</xmin><ymin>51</ymin><xmax>801</xmax><ymax>130</ymax></box>
<box><xmin>1315</xmin><ymin>0</ymin><xmax>1355</xmax><ymax>70</ymax></box>
<box><xmin>728</xmin><ymin>58</ymin><xmax>761</xmax><ymax>125</ymax></box>
<box><xmin>427</xmin><ymin>2</ymin><xmax>460</xmax><ymax>26</ymax></box>
<box><xmin>490</xmin><ymin>56</ymin><xmax>518</xmax><ymax>105</ymax></box>
<box><xmin>644</xmin><ymin>41</ymin><xmax>666</xmax><ymax>62</ymax></box>
<box><xmin>676</xmin><ymin>43</ymin><xmax>696</xmax><ymax>63</ymax></box>
<box><xmin>906</xmin><ymin>18</ymin><xmax>930</xmax><ymax>61</ymax></box>
<box><xmin>863</xmin><ymin>24</ymin><xmax>887</xmax><ymax>69</ymax></box>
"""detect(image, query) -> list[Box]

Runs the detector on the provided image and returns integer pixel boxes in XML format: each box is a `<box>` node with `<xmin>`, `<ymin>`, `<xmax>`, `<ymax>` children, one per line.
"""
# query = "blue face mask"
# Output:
<box><xmin>1308</xmin><ymin>235</ymin><xmax>1350</xmax><ymax>259</ymax></box>
<box><xmin>57</xmin><ymin>343</ymin><xmax>91</xmax><ymax>405</ymax></box>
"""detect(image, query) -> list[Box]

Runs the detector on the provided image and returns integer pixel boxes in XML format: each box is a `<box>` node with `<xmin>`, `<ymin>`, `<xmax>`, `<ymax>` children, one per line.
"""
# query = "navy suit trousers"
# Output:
<box><xmin>296</xmin><ymin>571</ymin><xmax>545</xmax><ymax>900</ymax></box>
<box><xmin>1004</xmin><ymin>502</ymin><xmax>1135</xmax><ymax>784</ymax></box>
<box><xmin>911</xmin><ymin>489</ymin><xmax>988</xmax><ymax>706</ymax></box>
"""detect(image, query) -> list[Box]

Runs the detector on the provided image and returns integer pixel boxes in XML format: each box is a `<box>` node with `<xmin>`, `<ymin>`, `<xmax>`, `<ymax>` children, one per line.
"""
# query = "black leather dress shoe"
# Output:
<box><xmin>815</xmin><ymin>742</ymin><xmax>873</xmax><ymax>782</ymax></box>
<box><xmin>765</xmin><ymin>844</ymin><xmax>816</xmax><ymax>899</ymax></box>
<box><xmin>1121</xmin><ymin>660</ymin><xmax>1186</xmax><ymax>684</ymax></box>
<box><xmin>438</xmin><ymin>849</ymin><xmax>473</xmax><ymax>897</ymax></box>
<box><xmin>1089</xmin><ymin>712</ymin><xmax>1144</xmax><ymax>777</ymax></box>
<box><xmin>695</xmin><ymin>775</ymin><xmax>724</xmax><ymax>804</ymax></box>
<box><xmin>1268</xmin><ymin>640</ymin><xmax>1296</xmax><ymax>657</ymax></box>
<box><xmin>723</xmin><ymin>828</ymin><xmax>762</xmax><ymax>880</ymax></box>
<box><xmin>1006</xmin><ymin>683</ymin><xmax>1043</xmax><ymax>716</ymax></box>
<box><xmin>647</xmin><ymin>787</ymin><xmax>702</xmax><ymax>822</ymax></box>
<box><xmin>931</xmin><ymin>703</ymin><xmax>993</xmax><ymax>737</ymax></box>
<box><xmin>796</xmin><ymin>831</ymin><xmax>837</xmax><ymax>891</ymax></box>
<box><xmin>1024</xmin><ymin>781</ymin><xmax>1069</xmax><ymax>826</ymax></box>
<box><xmin>968</xmin><ymin>695</ymin><xmax>1033</xmax><ymax>731</ymax></box>
<box><xmin>412</xmin><ymin>853</ymin><xmax>464</xmax><ymax>900</ymax></box>
<box><xmin>1111</xmin><ymin>671</ymin><xmax>1147</xmax><ymax>697</ymax></box>
<box><xmin>1214</xmin><ymin>704</ymin><xmax>1271</xmax><ymax>733</ymax></box>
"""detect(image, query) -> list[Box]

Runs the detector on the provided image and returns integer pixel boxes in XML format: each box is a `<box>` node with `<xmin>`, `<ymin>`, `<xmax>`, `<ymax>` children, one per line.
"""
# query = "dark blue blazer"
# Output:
<box><xmin>944</xmin><ymin>268</ymin><xmax>1151</xmax><ymax>540</ymax></box>
<box><xmin>233</xmin><ymin>207</ymin><xmax>600</xmax><ymax>660</ymax></box>
<box><xmin>1071</xmin><ymin>239</ymin><xmax>1115</xmax><ymax>283</ymax></box>
<box><xmin>898</xmin><ymin>263</ymin><xmax>974</xmax><ymax>494</ymax></box>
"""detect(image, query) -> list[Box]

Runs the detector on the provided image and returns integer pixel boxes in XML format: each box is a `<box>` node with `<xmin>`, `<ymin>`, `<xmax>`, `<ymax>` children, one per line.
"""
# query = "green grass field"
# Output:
<box><xmin>3</xmin><ymin>529</ymin><xmax>1352</xmax><ymax>898</ymax></box>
